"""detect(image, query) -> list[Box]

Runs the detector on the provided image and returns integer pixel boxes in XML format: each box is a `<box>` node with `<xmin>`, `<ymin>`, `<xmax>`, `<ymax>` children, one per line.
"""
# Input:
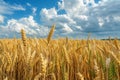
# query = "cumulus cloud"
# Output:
<box><xmin>7</xmin><ymin>16</ymin><xmax>38</xmax><ymax>34</ymax></box>
<box><xmin>0</xmin><ymin>0</ymin><xmax>120</xmax><ymax>39</ymax></box>
<box><xmin>40</xmin><ymin>8</ymin><xmax>57</xmax><ymax>21</ymax></box>
<box><xmin>0</xmin><ymin>0</ymin><xmax>25</xmax><ymax>15</ymax></box>
<box><xmin>61</xmin><ymin>23</ymin><xmax>73</xmax><ymax>33</ymax></box>
<box><xmin>0</xmin><ymin>16</ymin><xmax>48</xmax><ymax>38</ymax></box>
<box><xmin>39</xmin><ymin>0</ymin><xmax>120</xmax><ymax>38</ymax></box>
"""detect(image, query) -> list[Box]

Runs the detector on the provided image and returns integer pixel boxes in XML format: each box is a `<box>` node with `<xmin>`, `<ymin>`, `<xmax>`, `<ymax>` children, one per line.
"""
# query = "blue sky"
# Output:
<box><xmin>0</xmin><ymin>0</ymin><xmax>120</xmax><ymax>39</ymax></box>
<box><xmin>4</xmin><ymin>0</ymin><xmax>58</xmax><ymax>20</ymax></box>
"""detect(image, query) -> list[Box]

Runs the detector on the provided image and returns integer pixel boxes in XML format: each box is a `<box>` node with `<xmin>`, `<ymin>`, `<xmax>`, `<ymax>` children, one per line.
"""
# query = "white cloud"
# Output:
<box><xmin>58</xmin><ymin>0</ymin><xmax>64</xmax><ymax>10</ymax></box>
<box><xmin>59</xmin><ymin>0</ymin><xmax>87</xmax><ymax>16</ymax></box>
<box><xmin>0</xmin><ymin>16</ymin><xmax>48</xmax><ymax>38</ymax></box>
<box><xmin>40</xmin><ymin>8</ymin><xmax>77</xmax><ymax>35</ymax></box>
<box><xmin>98</xmin><ymin>17</ymin><xmax>104</xmax><ymax>27</ymax></box>
<box><xmin>27</xmin><ymin>3</ymin><xmax>31</xmax><ymax>7</ymax></box>
<box><xmin>61</xmin><ymin>23</ymin><xmax>73</xmax><ymax>33</ymax></box>
<box><xmin>32</xmin><ymin>7</ymin><xmax>37</xmax><ymax>15</ymax></box>
<box><xmin>40</xmin><ymin>8</ymin><xmax>57</xmax><ymax>21</ymax></box>
<box><xmin>0</xmin><ymin>0</ymin><xmax>25</xmax><ymax>15</ymax></box>
<box><xmin>39</xmin><ymin>0</ymin><xmax>120</xmax><ymax>38</ymax></box>
<box><xmin>11</xmin><ymin>5</ymin><xmax>25</xmax><ymax>11</ymax></box>
<box><xmin>0</xmin><ymin>15</ymin><xmax>4</xmax><ymax>23</ymax></box>
<box><xmin>7</xmin><ymin>16</ymin><xmax>38</xmax><ymax>34</ymax></box>
<box><xmin>113</xmin><ymin>16</ymin><xmax>120</xmax><ymax>22</ymax></box>
<box><xmin>0</xmin><ymin>0</ymin><xmax>120</xmax><ymax>39</ymax></box>
<box><xmin>26</xmin><ymin>2</ymin><xmax>37</xmax><ymax>15</ymax></box>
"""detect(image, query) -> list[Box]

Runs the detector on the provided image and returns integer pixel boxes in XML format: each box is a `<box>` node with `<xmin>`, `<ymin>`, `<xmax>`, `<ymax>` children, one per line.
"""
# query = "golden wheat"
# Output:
<box><xmin>47</xmin><ymin>24</ymin><xmax>55</xmax><ymax>44</ymax></box>
<box><xmin>0</xmin><ymin>25</ymin><xmax>119</xmax><ymax>80</ymax></box>
<box><xmin>21</xmin><ymin>29</ymin><xmax>27</xmax><ymax>46</ymax></box>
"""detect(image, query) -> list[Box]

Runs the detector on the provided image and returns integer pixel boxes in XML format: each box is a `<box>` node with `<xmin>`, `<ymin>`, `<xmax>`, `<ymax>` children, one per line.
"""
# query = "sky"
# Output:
<box><xmin>0</xmin><ymin>0</ymin><xmax>120</xmax><ymax>39</ymax></box>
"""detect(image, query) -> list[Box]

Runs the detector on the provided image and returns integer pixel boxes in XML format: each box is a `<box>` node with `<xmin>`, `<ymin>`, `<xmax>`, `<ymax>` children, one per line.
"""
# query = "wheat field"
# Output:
<box><xmin>0</xmin><ymin>25</ymin><xmax>120</xmax><ymax>80</ymax></box>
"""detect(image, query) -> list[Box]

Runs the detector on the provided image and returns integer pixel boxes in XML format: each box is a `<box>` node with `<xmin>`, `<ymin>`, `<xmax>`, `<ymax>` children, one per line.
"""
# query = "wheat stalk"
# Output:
<box><xmin>109</xmin><ymin>51</ymin><xmax>120</xmax><ymax>65</ymax></box>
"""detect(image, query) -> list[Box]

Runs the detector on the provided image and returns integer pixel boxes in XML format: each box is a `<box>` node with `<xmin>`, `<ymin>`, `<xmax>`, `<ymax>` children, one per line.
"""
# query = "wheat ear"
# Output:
<box><xmin>76</xmin><ymin>72</ymin><xmax>84</xmax><ymax>80</ymax></box>
<box><xmin>34</xmin><ymin>73</ymin><xmax>42</xmax><ymax>80</ymax></box>
<box><xmin>21</xmin><ymin>29</ymin><xmax>27</xmax><ymax>46</ymax></box>
<box><xmin>47</xmin><ymin>24</ymin><xmax>55</xmax><ymax>44</ymax></box>
<box><xmin>63</xmin><ymin>45</ymin><xmax>70</xmax><ymax>64</ymax></box>
<box><xmin>94</xmin><ymin>59</ymin><xmax>101</xmax><ymax>80</ymax></box>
